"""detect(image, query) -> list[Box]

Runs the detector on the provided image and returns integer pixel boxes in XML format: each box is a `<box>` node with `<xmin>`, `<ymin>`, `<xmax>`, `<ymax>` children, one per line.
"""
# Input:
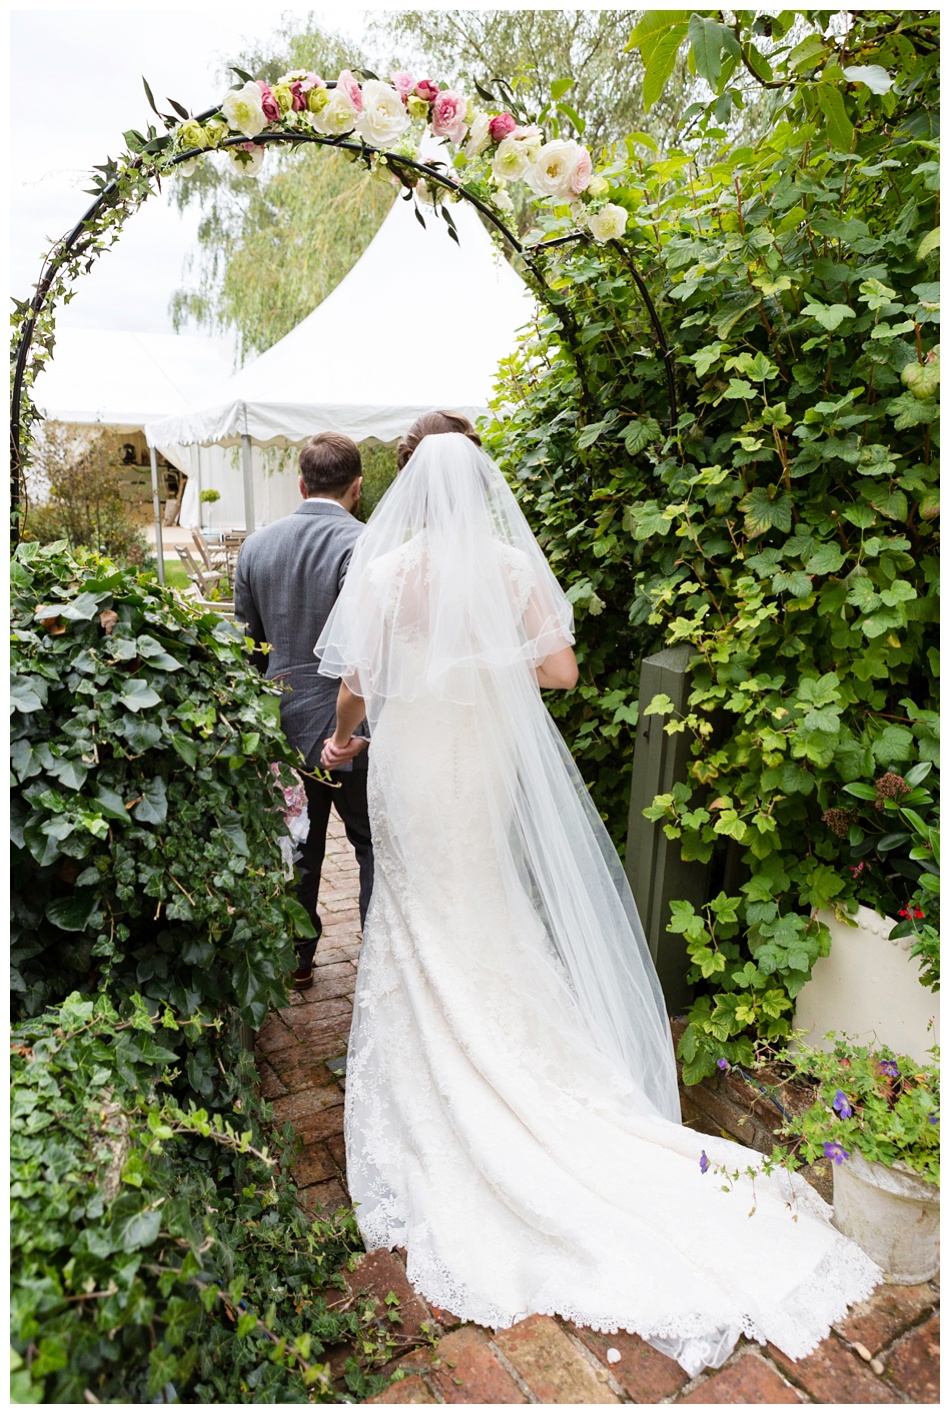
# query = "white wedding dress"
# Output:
<box><xmin>316</xmin><ymin>435</ymin><xmax>881</xmax><ymax>1376</ymax></box>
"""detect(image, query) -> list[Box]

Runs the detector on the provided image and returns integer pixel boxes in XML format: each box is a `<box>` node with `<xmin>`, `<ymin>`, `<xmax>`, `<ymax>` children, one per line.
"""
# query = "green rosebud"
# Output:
<box><xmin>307</xmin><ymin>87</ymin><xmax>330</xmax><ymax>114</ymax></box>
<box><xmin>203</xmin><ymin>117</ymin><xmax>230</xmax><ymax>149</ymax></box>
<box><xmin>178</xmin><ymin>118</ymin><xmax>210</xmax><ymax>151</ymax></box>
<box><xmin>271</xmin><ymin>83</ymin><xmax>294</xmax><ymax>115</ymax></box>
<box><xmin>406</xmin><ymin>94</ymin><xmax>429</xmax><ymax>121</ymax></box>
<box><xmin>587</xmin><ymin>173</ymin><xmax>609</xmax><ymax>198</ymax></box>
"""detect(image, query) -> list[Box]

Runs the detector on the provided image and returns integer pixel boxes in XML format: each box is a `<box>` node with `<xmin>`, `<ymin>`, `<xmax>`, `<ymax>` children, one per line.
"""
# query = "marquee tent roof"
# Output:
<box><xmin>145</xmin><ymin>194</ymin><xmax>535</xmax><ymax>451</ymax></box>
<box><xmin>33</xmin><ymin>328</ymin><xmax>235</xmax><ymax>430</ymax></box>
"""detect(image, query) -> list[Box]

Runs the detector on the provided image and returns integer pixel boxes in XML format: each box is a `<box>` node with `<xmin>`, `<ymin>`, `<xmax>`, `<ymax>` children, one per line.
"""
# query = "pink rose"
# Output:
<box><xmin>415</xmin><ymin>79</ymin><xmax>440</xmax><ymax>103</ymax></box>
<box><xmin>570</xmin><ymin>146</ymin><xmax>593</xmax><ymax>195</ymax></box>
<box><xmin>289</xmin><ymin>81</ymin><xmax>307</xmax><ymax>112</ymax></box>
<box><xmin>256</xmin><ymin>81</ymin><xmax>281</xmax><ymax>124</ymax></box>
<box><xmin>431</xmin><ymin>88</ymin><xmax>468</xmax><ymax>143</ymax></box>
<box><xmin>391</xmin><ymin>70</ymin><xmax>415</xmax><ymax>103</ymax></box>
<box><xmin>337</xmin><ymin>69</ymin><xmax>363</xmax><ymax>114</ymax></box>
<box><xmin>299</xmin><ymin>72</ymin><xmax>324</xmax><ymax>93</ymax></box>
<box><xmin>489</xmin><ymin>112</ymin><xmax>517</xmax><ymax>143</ymax></box>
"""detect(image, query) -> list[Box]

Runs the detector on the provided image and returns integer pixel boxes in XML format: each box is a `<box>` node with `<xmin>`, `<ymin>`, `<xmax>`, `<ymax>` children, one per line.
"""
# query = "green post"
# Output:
<box><xmin>625</xmin><ymin>645</ymin><xmax>709</xmax><ymax>1013</ymax></box>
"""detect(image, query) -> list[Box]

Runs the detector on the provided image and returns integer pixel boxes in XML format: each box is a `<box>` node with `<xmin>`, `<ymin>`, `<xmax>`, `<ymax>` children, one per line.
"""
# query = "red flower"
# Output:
<box><xmin>915</xmin><ymin>907</ymin><xmax>925</xmax><ymax>919</ymax></box>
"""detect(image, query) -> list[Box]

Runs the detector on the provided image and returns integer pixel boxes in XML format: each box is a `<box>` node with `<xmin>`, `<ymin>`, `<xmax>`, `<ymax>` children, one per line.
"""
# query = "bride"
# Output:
<box><xmin>315</xmin><ymin>413</ymin><xmax>880</xmax><ymax>1375</ymax></box>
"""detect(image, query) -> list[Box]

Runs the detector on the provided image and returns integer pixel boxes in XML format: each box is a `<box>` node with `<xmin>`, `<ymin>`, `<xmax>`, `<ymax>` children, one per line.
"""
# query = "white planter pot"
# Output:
<box><xmin>832</xmin><ymin>1149</ymin><xmax>940</xmax><ymax>1283</ymax></box>
<box><xmin>794</xmin><ymin>906</ymin><xmax>939</xmax><ymax>1065</ymax></box>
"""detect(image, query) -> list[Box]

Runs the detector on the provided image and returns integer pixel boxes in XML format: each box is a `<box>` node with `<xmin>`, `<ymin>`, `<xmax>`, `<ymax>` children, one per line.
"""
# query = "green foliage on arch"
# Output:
<box><xmin>485</xmin><ymin>8</ymin><xmax>940</xmax><ymax>1083</ymax></box>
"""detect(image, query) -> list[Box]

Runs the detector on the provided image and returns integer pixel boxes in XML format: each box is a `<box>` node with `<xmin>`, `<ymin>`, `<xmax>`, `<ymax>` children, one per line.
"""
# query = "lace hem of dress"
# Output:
<box><xmin>358</xmin><ymin>1214</ymin><xmax>881</xmax><ymax>1377</ymax></box>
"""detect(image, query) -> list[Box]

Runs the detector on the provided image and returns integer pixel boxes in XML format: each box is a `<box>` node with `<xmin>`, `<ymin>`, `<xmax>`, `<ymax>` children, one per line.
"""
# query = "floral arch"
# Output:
<box><xmin>10</xmin><ymin>64</ymin><xmax>678</xmax><ymax>531</ymax></box>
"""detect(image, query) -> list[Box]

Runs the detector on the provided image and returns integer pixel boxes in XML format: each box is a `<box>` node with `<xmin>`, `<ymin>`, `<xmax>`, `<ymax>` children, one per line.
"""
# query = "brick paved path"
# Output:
<box><xmin>255</xmin><ymin>813</ymin><xmax>939</xmax><ymax>1404</ymax></box>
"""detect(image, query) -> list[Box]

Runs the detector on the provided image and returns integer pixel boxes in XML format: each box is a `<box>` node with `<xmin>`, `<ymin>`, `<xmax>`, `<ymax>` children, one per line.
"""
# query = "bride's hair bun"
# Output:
<box><xmin>396</xmin><ymin>410</ymin><xmax>482</xmax><ymax>470</ymax></box>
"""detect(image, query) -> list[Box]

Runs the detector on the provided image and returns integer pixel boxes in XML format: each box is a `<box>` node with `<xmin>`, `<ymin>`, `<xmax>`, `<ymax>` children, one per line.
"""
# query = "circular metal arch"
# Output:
<box><xmin>11</xmin><ymin>112</ymin><xmax>678</xmax><ymax>532</ymax></box>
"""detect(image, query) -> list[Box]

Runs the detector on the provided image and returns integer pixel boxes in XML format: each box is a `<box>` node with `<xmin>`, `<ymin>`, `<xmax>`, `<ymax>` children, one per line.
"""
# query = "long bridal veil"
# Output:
<box><xmin>316</xmin><ymin>432</ymin><xmax>681</xmax><ymax>1121</ymax></box>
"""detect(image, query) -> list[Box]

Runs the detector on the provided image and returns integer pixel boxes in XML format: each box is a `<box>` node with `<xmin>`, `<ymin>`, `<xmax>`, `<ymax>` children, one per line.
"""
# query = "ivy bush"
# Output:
<box><xmin>10</xmin><ymin>543</ymin><xmax>402</xmax><ymax>1401</ymax></box>
<box><xmin>485</xmin><ymin>9</ymin><xmax>940</xmax><ymax>1082</ymax></box>
<box><xmin>11</xmin><ymin>539</ymin><xmax>312</xmax><ymax>1035</ymax></box>
<box><xmin>11</xmin><ymin>992</ymin><xmax>393</xmax><ymax>1403</ymax></box>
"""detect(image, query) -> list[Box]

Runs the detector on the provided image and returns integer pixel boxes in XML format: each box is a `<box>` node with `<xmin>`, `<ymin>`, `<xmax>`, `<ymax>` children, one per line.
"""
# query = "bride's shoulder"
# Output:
<box><xmin>367</xmin><ymin>533</ymin><xmax>426</xmax><ymax>587</ymax></box>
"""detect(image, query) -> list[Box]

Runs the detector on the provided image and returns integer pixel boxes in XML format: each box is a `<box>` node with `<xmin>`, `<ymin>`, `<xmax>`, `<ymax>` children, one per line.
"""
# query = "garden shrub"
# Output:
<box><xmin>485</xmin><ymin>9</ymin><xmax>939</xmax><ymax>1081</ymax></box>
<box><xmin>11</xmin><ymin>539</ymin><xmax>310</xmax><ymax>1034</ymax></box>
<box><xmin>10</xmin><ymin>543</ymin><xmax>402</xmax><ymax>1401</ymax></box>
<box><xmin>22</xmin><ymin>424</ymin><xmax>150</xmax><ymax>569</ymax></box>
<box><xmin>10</xmin><ymin>991</ymin><xmax>394</xmax><ymax>1403</ymax></box>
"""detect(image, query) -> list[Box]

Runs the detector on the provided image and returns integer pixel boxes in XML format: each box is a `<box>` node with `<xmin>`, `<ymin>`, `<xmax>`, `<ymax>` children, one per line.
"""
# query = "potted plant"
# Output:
<box><xmin>793</xmin><ymin>765</ymin><xmax>940</xmax><ymax>1062</ymax></box>
<box><xmin>199</xmin><ymin>486</ymin><xmax>221</xmax><ymax>530</ymax></box>
<box><xmin>775</xmin><ymin>1036</ymin><xmax>940</xmax><ymax>1283</ymax></box>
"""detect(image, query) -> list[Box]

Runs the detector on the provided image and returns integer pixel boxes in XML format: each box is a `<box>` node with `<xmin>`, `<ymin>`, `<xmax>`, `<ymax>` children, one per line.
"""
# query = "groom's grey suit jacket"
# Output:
<box><xmin>234</xmin><ymin>499</ymin><xmax>366</xmax><ymax>771</ymax></box>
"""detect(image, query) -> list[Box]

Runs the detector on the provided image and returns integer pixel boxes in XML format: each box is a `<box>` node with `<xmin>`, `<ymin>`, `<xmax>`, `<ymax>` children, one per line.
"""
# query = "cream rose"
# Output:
<box><xmin>464</xmin><ymin>112</ymin><xmax>492</xmax><ymax>159</ymax></box>
<box><xmin>355</xmin><ymin>79</ymin><xmax>411</xmax><ymax>147</ymax></box>
<box><xmin>492</xmin><ymin>135</ymin><xmax>531</xmax><ymax>182</ymax></box>
<box><xmin>309</xmin><ymin>88</ymin><xmax>358</xmax><ymax>136</ymax></box>
<box><xmin>587</xmin><ymin>202</ymin><xmax>629</xmax><ymax>242</ymax></box>
<box><xmin>177</xmin><ymin>118</ymin><xmax>211</xmax><ymax>151</ymax></box>
<box><xmin>528</xmin><ymin>139</ymin><xmax>586</xmax><ymax>200</ymax></box>
<box><xmin>221</xmin><ymin>81</ymin><xmax>267</xmax><ymax>139</ymax></box>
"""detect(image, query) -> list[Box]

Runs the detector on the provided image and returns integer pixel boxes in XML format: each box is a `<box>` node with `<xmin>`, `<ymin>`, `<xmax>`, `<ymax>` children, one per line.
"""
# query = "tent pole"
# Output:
<box><xmin>149</xmin><ymin>446</ymin><xmax>165</xmax><ymax>586</ymax></box>
<box><xmin>241</xmin><ymin>433</ymin><xmax>255</xmax><ymax>532</ymax></box>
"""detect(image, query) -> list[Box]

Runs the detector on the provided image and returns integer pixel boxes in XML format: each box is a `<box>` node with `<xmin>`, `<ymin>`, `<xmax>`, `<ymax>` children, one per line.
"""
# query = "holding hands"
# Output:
<box><xmin>321</xmin><ymin>734</ymin><xmax>369</xmax><ymax>769</ymax></box>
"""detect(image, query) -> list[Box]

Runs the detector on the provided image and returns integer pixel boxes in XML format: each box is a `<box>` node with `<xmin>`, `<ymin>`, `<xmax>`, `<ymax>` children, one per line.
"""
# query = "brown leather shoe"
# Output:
<box><xmin>291</xmin><ymin>964</ymin><xmax>314</xmax><ymax>991</ymax></box>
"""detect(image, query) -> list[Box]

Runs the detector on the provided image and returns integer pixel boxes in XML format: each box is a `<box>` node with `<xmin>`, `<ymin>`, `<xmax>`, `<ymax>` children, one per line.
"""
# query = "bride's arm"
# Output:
<box><xmin>536</xmin><ymin>645</ymin><xmax>578</xmax><ymax>690</ymax></box>
<box><xmin>321</xmin><ymin>682</ymin><xmax>368</xmax><ymax>768</ymax></box>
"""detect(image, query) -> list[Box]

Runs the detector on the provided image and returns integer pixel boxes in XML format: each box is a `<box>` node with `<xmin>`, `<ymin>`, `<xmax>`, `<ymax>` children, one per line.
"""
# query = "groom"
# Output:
<box><xmin>234</xmin><ymin>432</ymin><xmax>373</xmax><ymax>989</ymax></box>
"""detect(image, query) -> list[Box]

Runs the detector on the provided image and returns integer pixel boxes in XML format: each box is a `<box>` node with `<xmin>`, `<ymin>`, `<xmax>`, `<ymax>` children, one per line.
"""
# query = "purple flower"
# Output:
<box><xmin>823</xmin><ymin>1141</ymin><xmax>850</xmax><ymax>1166</ymax></box>
<box><xmin>700</xmin><ymin>1151</ymin><xmax>710</xmax><ymax>1174</ymax></box>
<box><xmin>879</xmin><ymin>1060</ymin><xmax>900</xmax><ymax>1079</ymax></box>
<box><xmin>927</xmin><ymin>1114</ymin><xmax>938</xmax><ymax>1125</ymax></box>
<box><xmin>717</xmin><ymin>1059</ymin><xmax>729</xmax><ymax>1071</ymax></box>
<box><xmin>832</xmin><ymin>1089</ymin><xmax>853</xmax><ymax>1119</ymax></box>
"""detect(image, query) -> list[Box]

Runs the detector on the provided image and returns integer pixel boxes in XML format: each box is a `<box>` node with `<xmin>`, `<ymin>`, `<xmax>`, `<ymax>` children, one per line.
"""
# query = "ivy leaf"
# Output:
<box><xmin>282</xmin><ymin>897</ymin><xmax>318</xmax><ymax>940</ymax></box>
<box><xmin>46</xmin><ymin>892</ymin><xmax>100</xmax><ymax>932</ymax></box>
<box><xmin>119</xmin><ymin>680</ymin><xmax>162</xmax><ymax>712</ymax></box>
<box><xmin>115</xmin><ymin>1208</ymin><xmax>162</xmax><ymax>1253</ymax></box>
<box><xmin>132</xmin><ymin>777</ymin><xmax>168</xmax><ymax>825</ymax></box>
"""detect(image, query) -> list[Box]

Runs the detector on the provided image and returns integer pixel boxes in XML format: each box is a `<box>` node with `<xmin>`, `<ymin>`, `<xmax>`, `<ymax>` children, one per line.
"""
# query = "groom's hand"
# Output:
<box><xmin>321</xmin><ymin>735</ymin><xmax>369</xmax><ymax>769</ymax></box>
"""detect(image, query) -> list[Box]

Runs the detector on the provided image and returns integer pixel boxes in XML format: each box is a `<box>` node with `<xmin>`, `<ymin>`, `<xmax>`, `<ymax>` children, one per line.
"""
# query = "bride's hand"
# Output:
<box><xmin>321</xmin><ymin>735</ymin><xmax>369</xmax><ymax>769</ymax></box>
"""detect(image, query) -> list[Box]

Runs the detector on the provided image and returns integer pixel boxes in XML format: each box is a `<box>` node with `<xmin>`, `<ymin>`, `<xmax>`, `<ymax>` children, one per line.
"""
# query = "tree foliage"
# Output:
<box><xmin>21</xmin><ymin>423</ymin><xmax>149</xmax><ymax>568</ymax></box>
<box><xmin>485</xmin><ymin>7</ymin><xmax>940</xmax><ymax>1083</ymax></box>
<box><xmin>169</xmin><ymin>19</ymin><xmax>394</xmax><ymax>357</ymax></box>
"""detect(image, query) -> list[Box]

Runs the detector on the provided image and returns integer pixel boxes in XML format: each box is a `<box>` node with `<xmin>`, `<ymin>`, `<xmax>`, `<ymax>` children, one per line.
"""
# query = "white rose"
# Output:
<box><xmin>221</xmin><ymin>81</ymin><xmax>267</xmax><ymax>139</ymax></box>
<box><xmin>355</xmin><ymin>79</ymin><xmax>410</xmax><ymax>147</ymax></box>
<box><xmin>464</xmin><ymin>112</ymin><xmax>492</xmax><ymax>159</ymax></box>
<box><xmin>494</xmin><ymin>188</ymin><xmax>514</xmax><ymax>213</ymax></box>
<box><xmin>309</xmin><ymin>88</ymin><xmax>358</xmax><ymax>136</ymax></box>
<box><xmin>512</xmin><ymin>123</ymin><xmax>543</xmax><ymax>161</ymax></box>
<box><xmin>229</xmin><ymin>143</ymin><xmax>266</xmax><ymax>176</ymax></box>
<box><xmin>587</xmin><ymin>202</ymin><xmax>629</xmax><ymax>243</ymax></box>
<box><xmin>528</xmin><ymin>139</ymin><xmax>583</xmax><ymax>200</ymax></box>
<box><xmin>492</xmin><ymin>135</ymin><xmax>531</xmax><ymax>182</ymax></box>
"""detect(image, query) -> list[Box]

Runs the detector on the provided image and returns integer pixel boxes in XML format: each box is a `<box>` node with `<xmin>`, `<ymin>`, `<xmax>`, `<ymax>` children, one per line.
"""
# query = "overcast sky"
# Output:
<box><xmin>10</xmin><ymin>4</ymin><xmax>374</xmax><ymax>346</ymax></box>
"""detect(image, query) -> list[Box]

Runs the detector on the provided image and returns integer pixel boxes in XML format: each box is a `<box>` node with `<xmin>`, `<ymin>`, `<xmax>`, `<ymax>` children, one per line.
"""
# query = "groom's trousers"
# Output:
<box><xmin>294</xmin><ymin>768</ymin><xmax>374</xmax><ymax>970</ymax></box>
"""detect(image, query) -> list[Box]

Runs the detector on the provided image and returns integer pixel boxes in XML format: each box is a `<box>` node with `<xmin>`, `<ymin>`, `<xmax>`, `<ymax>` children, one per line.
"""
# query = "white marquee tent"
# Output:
<box><xmin>146</xmin><ymin>193</ymin><xmax>535</xmax><ymax>538</ymax></box>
